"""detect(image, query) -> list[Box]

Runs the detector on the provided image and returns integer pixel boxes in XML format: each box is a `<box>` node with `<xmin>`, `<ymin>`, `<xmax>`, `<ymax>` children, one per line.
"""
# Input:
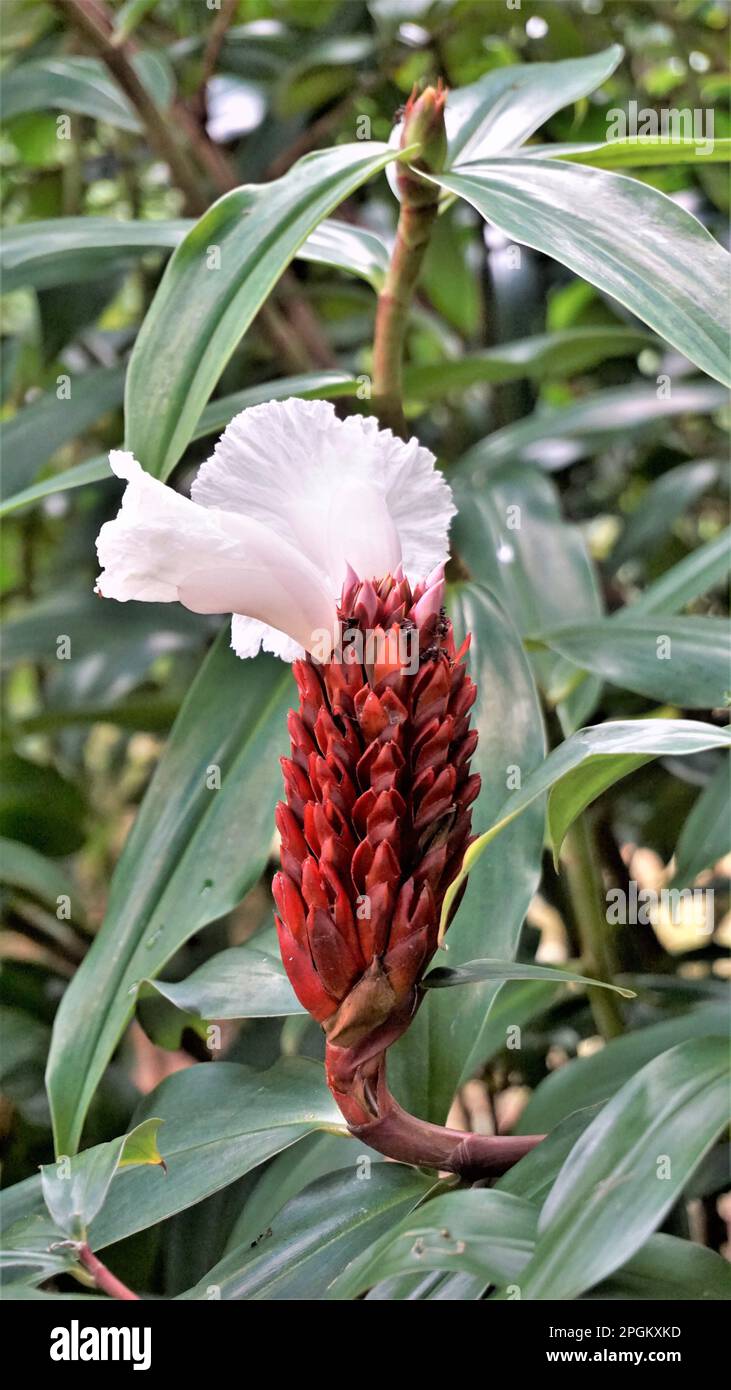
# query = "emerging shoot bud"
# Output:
<box><xmin>398</xmin><ymin>79</ymin><xmax>448</xmax><ymax>205</ymax></box>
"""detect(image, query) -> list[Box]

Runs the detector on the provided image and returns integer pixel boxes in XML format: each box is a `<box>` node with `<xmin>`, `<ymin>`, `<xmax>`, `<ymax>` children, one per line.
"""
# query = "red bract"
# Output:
<box><xmin>274</xmin><ymin>567</ymin><xmax>480</xmax><ymax>1127</ymax></box>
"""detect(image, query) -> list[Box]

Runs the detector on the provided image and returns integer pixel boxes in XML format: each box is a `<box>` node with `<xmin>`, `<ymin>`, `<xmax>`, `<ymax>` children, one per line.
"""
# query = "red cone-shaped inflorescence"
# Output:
<box><xmin>274</xmin><ymin>565</ymin><xmax>480</xmax><ymax>1127</ymax></box>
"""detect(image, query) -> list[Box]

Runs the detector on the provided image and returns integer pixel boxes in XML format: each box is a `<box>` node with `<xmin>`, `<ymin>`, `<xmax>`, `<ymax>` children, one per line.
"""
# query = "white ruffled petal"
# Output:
<box><xmin>231</xmin><ymin>616</ymin><xmax>304</xmax><ymax>662</ymax></box>
<box><xmin>97</xmin><ymin>451</ymin><xmax>338</xmax><ymax>657</ymax></box>
<box><xmin>191</xmin><ymin>398</ymin><xmax>454</xmax><ymax>593</ymax></box>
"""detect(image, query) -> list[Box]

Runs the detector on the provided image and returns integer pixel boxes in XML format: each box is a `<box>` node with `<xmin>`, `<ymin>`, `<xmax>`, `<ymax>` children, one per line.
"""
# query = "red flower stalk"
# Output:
<box><xmin>275</xmin><ymin>566</ymin><xmax>542</xmax><ymax>1178</ymax></box>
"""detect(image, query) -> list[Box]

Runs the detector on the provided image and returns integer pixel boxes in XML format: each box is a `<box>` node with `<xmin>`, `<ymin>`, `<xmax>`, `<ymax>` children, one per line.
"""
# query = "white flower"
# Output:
<box><xmin>95</xmin><ymin>398</ymin><xmax>455</xmax><ymax>661</ymax></box>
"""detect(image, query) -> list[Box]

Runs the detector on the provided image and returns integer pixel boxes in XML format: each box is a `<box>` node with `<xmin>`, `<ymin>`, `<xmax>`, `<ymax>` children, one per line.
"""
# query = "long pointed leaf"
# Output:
<box><xmin>429</xmin><ymin>159</ymin><xmax>731</xmax><ymax>386</ymax></box>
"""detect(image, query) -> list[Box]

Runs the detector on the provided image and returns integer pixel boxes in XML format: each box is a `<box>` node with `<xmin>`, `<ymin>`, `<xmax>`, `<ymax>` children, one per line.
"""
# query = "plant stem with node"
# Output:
<box><xmin>372</xmin><ymin>83</ymin><xmax>448</xmax><ymax>438</ymax></box>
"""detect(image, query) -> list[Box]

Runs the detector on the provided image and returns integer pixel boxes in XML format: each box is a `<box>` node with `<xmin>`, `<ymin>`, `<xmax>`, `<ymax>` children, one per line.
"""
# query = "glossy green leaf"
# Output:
<box><xmin>546</xmin><ymin>750</ymin><xmax>653</xmax><ymax>865</ymax></box>
<box><xmin>0</xmin><ymin>372</ymin><xmax>359</xmax><ymax>518</ymax></box>
<box><xmin>328</xmin><ymin>1189</ymin><xmax>537</xmax><ymax>1299</ymax></box>
<box><xmin>429</xmin><ymin>160</ymin><xmax>731</xmax><ymax>386</ymax></box>
<box><xmin>180</xmin><ymin>1164</ymin><xmax>433</xmax><ymax>1300</ymax></box>
<box><xmin>452</xmin><ymin>462</ymin><xmax>603</xmax><ymax>730</ymax></box>
<box><xmin>610</xmin><ymin>460</ymin><xmax>720</xmax><ymax>569</ymax></box>
<box><xmin>1</xmin><ymin>215</ymin><xmax>386</xmax><ymax>295</ymax></box>
<box><xmin>2</xmin><ymin>589</ymin><xmax>203</xmax><ymax>723</ymax></box>
<box><xmin>539</xmin><ymin>615</ymin><xmax>730</xmax><ymax>708</ymax></box>
<box><xmin>583</xmin><ymin>1232</ymin><xmax>731</xmax><ymax>1301</ymax></box>
<box><xmin>423</xmin><ymin>959</ymin><xmax>635</xmax><ymax>998</ymax></box>
<box><xmin>192</xmin><ymin>370</ymin><xmax>357</xmax><ymax>440</ymax></box>
<box><xmin>457</xmin><ymin>382</ymin><xmax>726</xmax><ymax>480</ymax></box>
<box><xmin>0</xmin><ymin>53</ymin><xmax>172</xmax><ymax>130</ymax></box>
<box><xmin>364</xmin><ymin>1270</ymin><xmax>488</xmax><ymax>1301</ymax></box>
<box><xmin>0</xmin><ymin>218</ymin><xmax>189</xmax><ymax>293</ymax></box>
<box><xmin>670</xmin><ymin>757</ymin><xmax>730</xmax><ymax>889</ymax></box>
<box><xmin>223</xmin><ymin>1132</ymin><xmax>371</xmax><ymax>1256</ymax></box>
<box><xmin>627</xmin><ymin>527</ymin><xmax>731</xmax><ymax>617</ymax></box>
<box><xmin>498</xmin><ymin>1107</ymin><xmax>602</xmax><ymax>1205</ymax></box>
<box><xmin>10</xmin><ymin>1060</ymin><xmax>342</xmax><ymax>1256</ymax></box>
<box><xmin>0</xmin><ymin>366</ymin><xmax>125</xmax><ymax>500</ymax></box>
<box><xmin>518</xmin><ymin>1002</ymin><xmax>728</xmax><ymax>1134</ymax></box>
<box><xmin>404</xmin><ymin>328</ymin><xmax>651</xmax><ymax>400</ymax></box>
<box><xmin>441</xmin><ymin>720</ymin><xmax>731</xmax><ymax>932</ymax></box>
<box><xmin>124</xmin><ymin>142</ymin><xmax>404</xmax><ymax>479</ymax></box>
<box><xmin>1</xmin><ymin>1213</ymin><xmax>81</xmax><ymax>1288</ymax></box>
<box><xmin>550</xmin><ymin>135</ymin><xmax>731</xmax><ymax>169</ymax></box>
<box><xmin>390</xmin><ymin>584</ymin><xmax>545</xmax><ymax>1123</ymax></box>
<box><xmin>514</xmin><ymin>1037</ymin><xmax>729</xmax><ymax>1300</ymax></box>
<box><xmin>297</xmin><ymin>217</ymin><xmax>389</xmax><ymax>288</ymax></box>
<box><xmin>46</xmin><ymin>632</ymin><xmax>292</xmax><ymax>1155</ymax></box>
<box><xmin>40</xmin><ymin>1118</ymin><xmax>164</xmax><ymax>1241</ymax></box>
<box><xmin>139</xmin><ymin>942</ymin><xmax>304</xmax><ymax>1021</ymax></box>
<box><xmin>444</xmin><ymin>47</ymin><xmax>623</xmax><ymax>165</ymax></box>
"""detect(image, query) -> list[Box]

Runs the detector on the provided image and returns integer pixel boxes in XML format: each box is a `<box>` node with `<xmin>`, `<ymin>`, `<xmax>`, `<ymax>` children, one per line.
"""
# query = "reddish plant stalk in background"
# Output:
<box><xmin>274</xmin><ymin>568</ymin><xmax>543</xmax><ymax>1177</ymax></box>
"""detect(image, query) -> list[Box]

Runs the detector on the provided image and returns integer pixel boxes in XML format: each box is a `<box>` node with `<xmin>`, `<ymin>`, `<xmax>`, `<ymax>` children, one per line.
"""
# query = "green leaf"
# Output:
<box><xmin>0</xmin><ymin>217</ymin><xmax>189</xmax><ymax>293</ymax></box>
<box><xmin>180</xmin><ymin>1164</ymin><xmax>433</xmax><ymax>1300</ymax></box>
<box><xmin>0</xmin><ymin>53</ymin><xmax>172</xmax><ymax>130</ymax></box>
<box><xmin>546</xmin><ymin>750</ymin><xmax>653</xmax><ymax>866</ymax></box>
<box><xmin>457</xmin><ymin>383</ymin><xmax>726</xmax><ymax>479</ymax></box>
<box><xmin>11</xmin><ymin>1060</ymin><xmax>342</xmax><ymax>1256</ymax></box>
<box><xmin>124</xmin><ymin>142</ymin><xmax>404</xmax><ymax>479</ymax></box>
<box><xmin>192</xmin><ymin>370</ymin><xmax>357</xmax><ymax>440</ymax></box>
<box><xmin>461</xmin><ymin>978</ymin><xmax>563</xmax><ymax>1072</ymax></box>
<box><xmin>0</xmin><ymin>456</ymin><xmax>110</xmax><ymax>518</ymax></box>
<box><xmin>112</xmin><ymin>0</ymin><xmax>161</xmax><ymax>44</ymax></box>
<box><xmin>498</xmin><ymin>1107</ymin><xmax>602</xmax><ymax>1205</ymax></box>
<box><xmin>92</xmin><ymin>1059</ymin><xmax>342</xmax><ymax>1249</ymax></box>
<box><xmin>0</xmin><ymin>215</ymin><xmax>387</xmax><ymax>296</ymax></box>
<box><xmin>444</xmin><ymin>47</ymin><xmax>623</xmax><ymax>165</ymax></box>
<box><xmin>403</xmin><ymin>328</ymin><xmax>652</xmax><ymax>401</ymax></box>
<box><xmin>389</xmin><ymin>584</ymin><xmax>545</xmax><ymax>1123</ymax></box>
<box><xmin>423</xmin><ymin>959</ymin><xmax>635</xmax><ymax>998</ymax></box>
<box><xmin>513</xmin><ymin>1037</ymin><xmax>729</xmax><ymax>1301</ymax></box>
<box><xmin>452</xmin><ymin>462</ymin><xmax>603</xmax><ymax>730</ymax></box>
<box><xmin>627</xmin><ymin>527</ymin><xmax>731</xmax><ymax>617</ymax></box>
<box><xmin>610</xmin><ymin>459</ymin><xmax>720</xmax><ymax>569</ymax></box>
<box><xmin>0</xmin><ymin>753</ymin><xmax>87</xmax><ymax>857</ymax></box>
<box><xmin>40</xmin><ymin>1118</ymin><xmax>164</xmax><ymax>1241</ymax></box>
<box><xmin>517</xmin><ymin>1002</ymin><xmax>728</xmax><ymax>1134</ymax></box>
<box><xmin>46</xmin><ymin>632</ymin><xmax>292</xmax><ymax>1155</ymax></box>
<box><xmin>584</xmin><ymin>1232</ymin><xmax>731</xmax><ymax>1301</ymax></box>
<box><xmin>0</xmin><ymin>366</ymin><xmax>125</xmax><ymax>500</ymax></box>
<box><xmin>441</xmin><ymin>720</ymin><xmax>731</xmax><ymax>932</ymax></box>
<box><xmin>428</xmin><ymin>160</ymin><xmax>731</xmax><ymax>386</ymax></box>
<box><xmin>297</xmin><ymin>217</ymin><xmax>389</xmax><ymax>289</ymax></box>
<box><xmin>0</xmin><ymin>837</ymin><xmax>76</xmax><ymax>915</ymax></box>
<box><xmin>670</xmin><ymin>757</ymin><xmax>730</xmax><ymax>889</ymax></box>
<box><xmin>223</xmin><ymin>1131</ymin><xmax>371</xmax><ymax>1255</ymax></box>
<box><xmin>364</xmin><ymin>1270</ymin><xmax>488</xmax><ymax>1301</ymax></box>
<box><xmin>1</xmin><ymin>591</ymin><xmax>203</xmax><ymax>702</ymax></box>
<box><xmin>0</xmin><ymin>372</ymin><xmax>359</xmax><ymax>517</ymax></box>
<box><xmin>539</xmin><ymin>615</ymin><xmax>730</xmax><ymax>709</ymax></box>
<box><xmin>138</xmin><ymin>943</ymin><xmax>304</xmax><ymax>1021</ymax></box>
<box><xmin>550</xmin><ymin>135</ymin><xmax>731</xmax><ymax>169</ymax></box>
<box><xmin>327</xmin><ymin>1189</ymin><xmax>538</xmax><ymax>1299</ymax></box>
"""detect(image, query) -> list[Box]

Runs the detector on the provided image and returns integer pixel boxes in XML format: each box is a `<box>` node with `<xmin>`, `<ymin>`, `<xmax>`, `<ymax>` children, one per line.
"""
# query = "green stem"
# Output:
<box><xmin>372</xmin><ymin>188</ymin><xmax>439</xmax><ymax>437</ymax></box>
<box><xmin>561</xmin><ymin>814</ymin><xmax>625</xmax><ymax>1040</ymax></box>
